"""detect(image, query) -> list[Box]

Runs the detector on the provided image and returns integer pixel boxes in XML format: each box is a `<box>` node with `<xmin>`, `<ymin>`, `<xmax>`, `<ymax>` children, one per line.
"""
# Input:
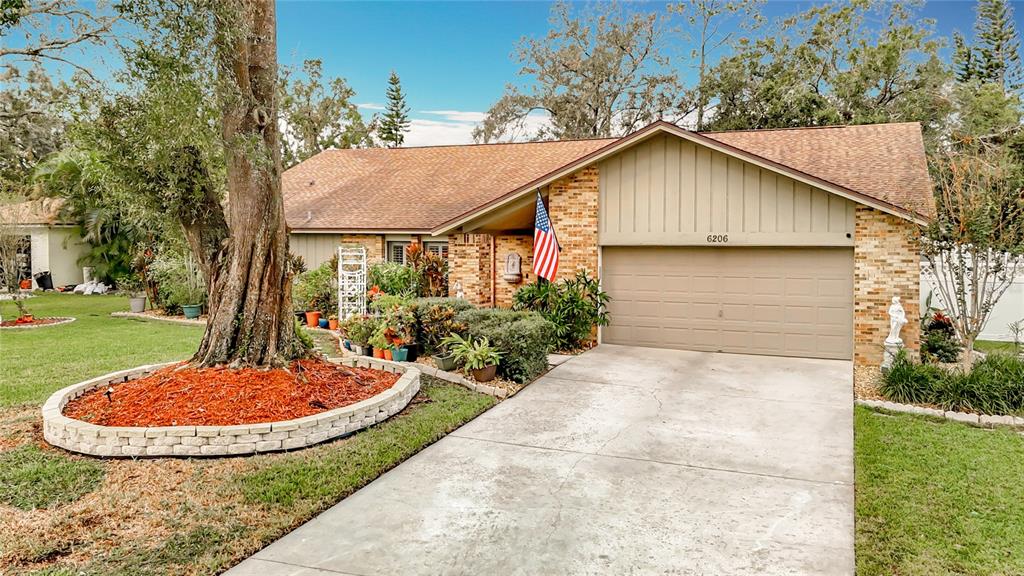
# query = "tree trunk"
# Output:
<box><xmin>961</xmin><ymin>334</ymin><xmax>976</xmax><ymax>372</ymax></box>
<box><xmin>192</xmin><ymin>0</ymin><xmax>305</xmax><ymax>367</ymax></box>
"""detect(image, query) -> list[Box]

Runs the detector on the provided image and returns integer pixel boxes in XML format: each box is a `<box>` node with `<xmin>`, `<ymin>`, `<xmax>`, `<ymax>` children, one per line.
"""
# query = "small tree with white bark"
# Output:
<box><xmin>922</xmin><ymin>150</ymin><xmax>1024</xmax><ymax>370</ymax></box>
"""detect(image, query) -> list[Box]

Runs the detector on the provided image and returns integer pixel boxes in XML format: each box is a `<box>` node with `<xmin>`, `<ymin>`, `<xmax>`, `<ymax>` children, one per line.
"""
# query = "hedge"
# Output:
<box><xmin>456</xmin><ymin>308</ymin><xmax>554</xmax><ymax>383</ymax></box>
<box><xmin>881</xmin><ymin>350</ymin><xmax>1024</xmax><ymax>415</ymax></box>
<box><xmin>410</xmin><ymin>297</ymin><xmax>475</xmax><ymax>354</ymax></box>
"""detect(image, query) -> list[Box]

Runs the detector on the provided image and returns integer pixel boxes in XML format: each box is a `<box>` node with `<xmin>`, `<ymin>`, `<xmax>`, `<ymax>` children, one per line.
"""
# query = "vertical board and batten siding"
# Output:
<box><xmin>598</xmin><ymin>133</ymin><xmax>857</xmax><ymax>246</ymax></box>
<box><xmin>289</xmin><ymin>234</ymin><xmax>340</xmax><ymax>269</ymax></box>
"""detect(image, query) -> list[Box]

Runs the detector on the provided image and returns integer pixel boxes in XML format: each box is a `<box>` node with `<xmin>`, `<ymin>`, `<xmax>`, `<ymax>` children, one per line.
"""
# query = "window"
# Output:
<box><xmin>387</xmin><ymin>241</ymin><xmax>409</xmax><ymax>265</ymax></box>
<box><xmin>424</xmin><ymin>241</ymin><xmax>449</xmax><ymax>261</ymax></box>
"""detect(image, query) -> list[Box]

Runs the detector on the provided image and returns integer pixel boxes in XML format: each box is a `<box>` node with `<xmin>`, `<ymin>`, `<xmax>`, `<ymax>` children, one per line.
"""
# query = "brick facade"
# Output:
<box><xmin>448</xmin><ymin>233</ymin><xmax>492</xmax><ymax>305</ymax></box>
<box><xmin>339</xmin><ymin>234</ymin><xmax>385</xmax><ymax>262</ymax></box>
<box><xmin>546</xmin><ymin>165</ymin><xmax>600</xmax><ymax>281</ymax></box>
<box><xmin>853</xmin><ymin>206</ymin><xmax>921</xmax><ymax>366</ymax></box>
<box><xmin>494</xmin><ymin>234</ymin><xmax>535</xmax><ymax>307</ymax></box>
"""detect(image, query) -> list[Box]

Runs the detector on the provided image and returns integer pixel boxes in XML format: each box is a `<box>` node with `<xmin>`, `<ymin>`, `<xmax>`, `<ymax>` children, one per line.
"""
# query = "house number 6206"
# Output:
<box><xmin>706</xmin><ymin>234</ymin><xmax>729</xmax><ymax>243</ymax></box>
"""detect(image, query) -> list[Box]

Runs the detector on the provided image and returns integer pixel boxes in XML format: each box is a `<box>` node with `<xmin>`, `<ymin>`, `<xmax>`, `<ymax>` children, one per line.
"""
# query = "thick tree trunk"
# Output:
<box><xmin>192</xmin><ymin>0</ymin><xmax>305</xmax><ymax>367</ymax></box>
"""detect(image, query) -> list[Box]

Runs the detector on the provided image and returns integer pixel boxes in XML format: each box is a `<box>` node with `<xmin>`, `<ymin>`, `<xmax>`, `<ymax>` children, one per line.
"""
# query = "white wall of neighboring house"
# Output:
<box><xmin>921</xmin><ymin>267</ymin><xmax>1024</xmax><ymax>342</ymax></box>
<box><xmin>22</xmin><ymin>225</ymin><xmax>89</xmax><ymax>289</ymax></box>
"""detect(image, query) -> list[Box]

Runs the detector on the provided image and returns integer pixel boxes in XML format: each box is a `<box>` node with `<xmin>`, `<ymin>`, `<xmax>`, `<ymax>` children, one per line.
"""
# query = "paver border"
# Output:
<box><xmin>42</xmin><ymin>357</ymin><xmax>420</xmax><ymax>458</ymax></box>
<box><xmin>857</xmin><ymin>398</ymin><xmax>1024</xmax><ymax>428</ymax></box>
<box><xmin>0</xmin><ymin>316</ymin><xmax>75</xmax><ymax>330</ymax></box>
<box><xmin>337</xmin><ymin>347</ymin><xmax>510</xmax><ymax>399</ymax></box>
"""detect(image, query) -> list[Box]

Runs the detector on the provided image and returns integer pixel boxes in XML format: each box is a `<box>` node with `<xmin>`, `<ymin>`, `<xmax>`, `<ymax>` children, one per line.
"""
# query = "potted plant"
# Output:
<box><xmin>305</xmin><ymin>310</ymin><xmax>322</xmax><ymax>327</ymax></box>
<box><xmin>116</xmin><ymin>273</ymin><xmax>147</xmax><ymax>313</ymax></box>
<box><xmin>381</xmin><ymin>304</ymin><xmax>416</xmax><ymax>363</ymax></box>
<box><xmin>432</xmin><ymin>342</ymin><xmax>458</xmax><ymax>372</ymax></box>
<box><xmin>170</xmin><ymin>255</ymin><xmax>206</xmax><ymax>319</ymax></box>
<box><xmin>342</xmin><ymin>315</ymin><xmax>376</xmax><ymax>356</ymax></box>
<box><xmin>328</xmin><ymin>314</ymin><xmax>339</xmax><ymax>330</ymax></box>
<box><xmin>318</xmin><ymin>317</ymin><xmax>329</xmax><ymax>329</ymax></box>
<box><xmin>443</xmin><ymin>334</ymin><xmax>502</xmax><ymax>382</ymax></box>
<box><xmin>369</xmin><ymin>326</ymin><xmax>389</xmax><ymax>359</ymax></box>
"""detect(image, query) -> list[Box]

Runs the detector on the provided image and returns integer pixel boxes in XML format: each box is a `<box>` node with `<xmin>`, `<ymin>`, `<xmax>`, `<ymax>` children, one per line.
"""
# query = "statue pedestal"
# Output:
<box><xmin>881</xmin><ymin>340</ymin><xmax>903</xmax><ymax>373</ymax></box>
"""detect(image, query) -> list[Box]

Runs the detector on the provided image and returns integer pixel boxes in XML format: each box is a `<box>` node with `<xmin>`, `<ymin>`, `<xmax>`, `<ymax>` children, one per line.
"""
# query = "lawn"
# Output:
<box><xmin>0</xmin><ymin>293</ymin><xmax>498</xmax><ymax>575</ymax></box>
<box><xmin>1</xmin><ymin>293</ymin><xmax>203</xmax><ymax>407</ymax></box>
<box><xmin>974</xmin><ymin>339</ymin><xmax>1019</xmax><ymax>355</ymax></box>
<box><xmin>856</xmin><ymin>406</ymin><xmax>1024</xmax><ymax>575</ymax></box>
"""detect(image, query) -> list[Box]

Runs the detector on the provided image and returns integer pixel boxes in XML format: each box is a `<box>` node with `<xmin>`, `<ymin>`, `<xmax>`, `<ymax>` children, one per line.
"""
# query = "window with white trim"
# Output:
<box><xmin>387</xmin><ymin>241</ymin><xmax>410</xmax><ymax>265</ymax></box>
<box><xmin>424</xmin><ymin>241</ymin><xmax>449</xmax><ymax>261</ymax></box>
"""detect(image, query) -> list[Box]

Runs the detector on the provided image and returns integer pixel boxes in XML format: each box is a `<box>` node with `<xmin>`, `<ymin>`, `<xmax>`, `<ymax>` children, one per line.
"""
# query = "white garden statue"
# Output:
<box><xmin>886</xmin><ymin>296</ymin><xmax>908</xmax><ymax>345</ymax></box>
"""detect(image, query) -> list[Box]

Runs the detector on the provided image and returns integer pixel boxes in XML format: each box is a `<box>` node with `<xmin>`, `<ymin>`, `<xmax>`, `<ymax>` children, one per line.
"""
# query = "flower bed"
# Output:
<box><xmin>43</xmin><ymin>357</ymin><xmax>420</xmax><ymax>458</ymax></box>
<box><xmin>0</xmin><ymin>316</ymin><xmax>75</xmax><ymax>329</ymax></box>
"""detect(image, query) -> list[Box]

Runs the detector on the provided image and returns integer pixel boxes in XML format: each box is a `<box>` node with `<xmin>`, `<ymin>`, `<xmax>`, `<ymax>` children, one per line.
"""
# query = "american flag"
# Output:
<box><xmin>533</xmin><ymin>192</ymin><xmax>560</xmax><ymax>281</ymax></box>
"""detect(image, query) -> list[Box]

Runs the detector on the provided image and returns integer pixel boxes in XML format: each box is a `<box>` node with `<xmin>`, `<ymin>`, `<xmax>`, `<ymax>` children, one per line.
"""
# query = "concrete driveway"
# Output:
<box><xmin>228</xmin><ymin>345</ymin><xmax>854</xmax><ymax>576</ymax></box>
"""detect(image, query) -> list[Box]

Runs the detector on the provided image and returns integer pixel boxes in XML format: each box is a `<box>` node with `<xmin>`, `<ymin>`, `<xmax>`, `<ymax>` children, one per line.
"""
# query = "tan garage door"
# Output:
<box><xmin>601</xmin><ymin>247</ymin><xmax>853</xmax><ymax>359</ymax></box>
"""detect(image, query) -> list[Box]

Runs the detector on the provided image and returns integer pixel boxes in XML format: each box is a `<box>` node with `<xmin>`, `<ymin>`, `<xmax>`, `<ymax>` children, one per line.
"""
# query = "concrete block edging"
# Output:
<box><xmin>42</xmin><ymin>357</ymin><xmax>420</xmax><ymax>458</ymax></box>
<box><xmin>856</xmin><ymin>399</ymin><xmax>1024</xmax><ymax>428</ymax></box>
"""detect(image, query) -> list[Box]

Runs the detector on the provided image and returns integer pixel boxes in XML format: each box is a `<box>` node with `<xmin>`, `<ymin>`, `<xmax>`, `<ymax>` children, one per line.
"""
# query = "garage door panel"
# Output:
<box><xmin>602</xmin><ymin>247</ymin><xmax>853</xmax><ymax>360</ymax></box>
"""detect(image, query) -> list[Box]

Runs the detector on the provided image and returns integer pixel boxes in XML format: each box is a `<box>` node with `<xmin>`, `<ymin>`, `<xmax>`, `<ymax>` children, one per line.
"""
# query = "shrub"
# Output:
<box><xmin>405</xmin><ymin>242</ymin><xmax>448</xmax><ymax>297</ymax></box>
<box><xmin>920</xmin><ymin>311</ymin><xmax>962</xmax><ymax>364</ymax></box>
<box><xmin>294</xmin><ymin>257</ymin><xmax>338</xmax><ymax>313</ymax></box>
<box><xmin>368</xmin><ymin>262</ymin><xmax>421</xmax><ymax>297</ymax></box>
<box><xmin>411</xmin><ymin>297</ymin><xmax>473</xmax><ymax>353</ymax></box>
<box><xmin>442</xmin><ymin>333</ymin><xmax>501</xmax><ymax>370</ymax></box>
<box><xmin>513</xmin><ymin>270</ymin><xmax>609</xmax><ymax>351</ymax></box>
<box><xmin>150</xmin><ymin>251</ymin><xmax>206</xmax><ymax>313</ymax></box>
<box><xmin>881</xmin><ymin>350</ymin><xmax>1024</xmax><ymax>415</ymax></box>
<box><xmin>340</xmin><ymin>314</ymin><xmax>377</xmax><ymax>346</ymax></box>
<box><xmin>369</xmin><ymin>293</ymin><xmax>412</xmax><ymax>314</ymax></box>
<box><xmin>457</xmin><ymin>308</ymin><xmax>554</xmax><ymax>383</ymax></box>
<box><xmin>380</xmin><ymin>304</ymin><xmax>416</xmax><ymax>347</ymax></box>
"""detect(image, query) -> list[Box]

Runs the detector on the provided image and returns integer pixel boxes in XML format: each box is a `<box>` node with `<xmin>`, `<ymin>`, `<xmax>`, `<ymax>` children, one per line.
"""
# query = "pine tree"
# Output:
<box><xmin>973</xmin><ymin>0</ymin><xmax>1023</xmax><ymax>92</ymax></box>
<box><xmin>379</xmin><ymin>71</ymin><xmax>410</xmax><ymax>148</ymax></box>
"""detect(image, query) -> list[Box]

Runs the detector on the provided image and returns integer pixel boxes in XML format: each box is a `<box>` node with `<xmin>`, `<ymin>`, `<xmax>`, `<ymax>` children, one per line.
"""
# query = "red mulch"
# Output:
<box><xmin>1</xmin><ymin>317</ymin><xmax>64</xmax><ymax>327</ymax></box>
<box><xmin>63</xmin><ymin>359</ymin><xmax>400</xmax><ymax>427</ymax></box>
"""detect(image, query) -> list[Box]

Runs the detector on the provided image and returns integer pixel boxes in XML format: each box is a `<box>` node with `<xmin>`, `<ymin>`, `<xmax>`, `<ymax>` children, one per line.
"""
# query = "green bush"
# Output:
<box><xmin>150</xmin><ymin>251</ymin><xmax>206</xmax><ymax>313</ymax></box>
<box><xmin>920</xmin><ymin>311</ymin><xmax>962</xmax><ymax>364</ymax></box>
<box><xmin>512</xmin><ymin>270</ymin><xmax>609</xmax><ymax>351</ymax></box>
<box><xmin>339</xmin><ymin>314</ymin><xmax>378</xmax><ymax>346</ymax></box>
<box><xmin>369</xmin><ymin>293</ymin><xmax>412</xmax><ymax>314</ymax></box>
<box><xmin>881</xmin><ymin>350</ymin><xmax>1024</xmax><ymax>415</ymax></box>
<box><xmin>457</xmin><ymin>308</ymin><xmax>554</xmax><ymax>383</ymax></box>
<box><xmin>293</xmin><ymin>258</ymin><xmax>338</xmax><ymax>313</ymax></box>
<box><xmin>411</xmin><ymin>297</ymin><xmax>473</xmax><ymax>354</ymax></box>
<box><xmin>368</xmin><ymin>262</ymin><xmax>421</xmax><ymax>297</ymax></box>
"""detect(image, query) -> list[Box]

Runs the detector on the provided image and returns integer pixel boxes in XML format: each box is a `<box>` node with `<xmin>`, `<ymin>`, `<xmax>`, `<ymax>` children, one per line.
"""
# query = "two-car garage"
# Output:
<box><xmin>600</xmin><ymin>246</ymin><xmax>854</xmax><ymax>360</ymax></box>
<box><xmin>596</xmin><ymin>131</ymin><xmax>861</xmax><ymax>361</ymax></box>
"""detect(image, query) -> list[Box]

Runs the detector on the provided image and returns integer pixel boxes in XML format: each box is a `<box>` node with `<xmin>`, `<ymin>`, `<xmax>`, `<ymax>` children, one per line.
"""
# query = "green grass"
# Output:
<box><xmin>974</xmin><ymin>339</ymin><xmax>1019</xmax><ymax>355</ymax></box>
<box><xmin>856</xmin><ymin>406</ymin><xmax>1024</xmax><ymax>575</ymax></box>
<box><xmin>236</xmin><ymin>378</ymin><xmax>496</xmax><ymax>509</ymax></box>
<box><xmin>0</xmin><ymin>293</ymin><xmax>203</xmax><ymax>407</ymax></box>
<box><xmin>0</xmin><ymin>445</ymin><xmax>105</xmax><ymax>510</ymax></box>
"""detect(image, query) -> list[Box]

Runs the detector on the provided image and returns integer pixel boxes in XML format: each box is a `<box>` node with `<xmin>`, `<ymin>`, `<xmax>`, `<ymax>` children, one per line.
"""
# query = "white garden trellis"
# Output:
<box><xmin>337</xmin><ymin>246</ymin><xmax>367</xmax><ymax>320</ymax></box>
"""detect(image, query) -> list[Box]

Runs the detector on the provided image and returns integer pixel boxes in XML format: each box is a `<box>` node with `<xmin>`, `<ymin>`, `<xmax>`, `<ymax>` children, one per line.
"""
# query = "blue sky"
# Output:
<box><xmin>6</xmin><ymin>1</ymin><xmax>1018</xmax><ymax>145</ymax></box>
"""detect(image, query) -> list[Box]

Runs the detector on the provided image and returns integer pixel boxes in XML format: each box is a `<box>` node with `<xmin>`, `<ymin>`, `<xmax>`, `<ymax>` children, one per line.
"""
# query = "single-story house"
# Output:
<box><xmin>284</xmin><ymin>120</ymin><xmax>933</xmax><ymax>367</ymax></box>
<box><xmin>0</xmin><ymin>198</ymin><xmax>88</xmax><ymax>289</ymax></box>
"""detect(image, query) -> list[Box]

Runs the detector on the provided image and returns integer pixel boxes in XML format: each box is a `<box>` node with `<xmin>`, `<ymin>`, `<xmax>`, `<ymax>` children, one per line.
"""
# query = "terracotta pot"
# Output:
<box><xmin>373</xmin><ymin>347</ymin><xmax>385</xmax><ymax>359</ymax></box>
<box><xmin>471</xmin><ymin>364</ymin><xmax>497</xmax><ymax>382</ymax></box>
<box><xmin>328</xmin><ymin>318</ymin><xmax>339</xmax><ymax>330</ymax></box>
<box><xmin>305</xmin><ymin>311</ymin><xmax>322</xmax><ymax>327</ymax></box>
<box><xmin>383</xmin><ymin>348</ymin><xmax>393</xmax><ymax>361</ymax></box>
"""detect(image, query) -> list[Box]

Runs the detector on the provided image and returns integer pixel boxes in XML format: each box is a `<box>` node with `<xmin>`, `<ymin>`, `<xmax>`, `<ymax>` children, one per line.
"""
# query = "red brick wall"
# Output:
<box><xmin>494</xmin><ymin>234</ymin><xmax>535</xmax><ymax>307</ymax></box>
<box><xmin>339</xmin><ymin>234</ymin><xmax>385</xmax><ymax>262</ymax></box>
<box><xmin>448</xmin><ymin>233</ymin><xmax>492</xmax><ymax>305</ymax></box>
<box><xmin>547</xmin><ymin>165</ymin><xmax>599</xmax><ymax>281</ymax></box>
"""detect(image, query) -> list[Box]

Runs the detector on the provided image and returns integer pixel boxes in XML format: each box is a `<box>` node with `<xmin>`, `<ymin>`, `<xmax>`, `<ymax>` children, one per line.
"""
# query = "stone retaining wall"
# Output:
<box><xmin>43</xmin><ymin>357</ymin><xmax>420</xmax><ymax>458</ymax></box>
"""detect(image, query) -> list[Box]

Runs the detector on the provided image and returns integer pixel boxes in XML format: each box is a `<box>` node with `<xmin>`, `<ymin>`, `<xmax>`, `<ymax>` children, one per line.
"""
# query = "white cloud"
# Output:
<box><xmin>419</xmin><ymin>110</ymin><xmax>488</xmax><ymax>123</ymax></box>
<box><xmin>357</xmin><ymin>102</ymin><xmax>386</xmax><ymax>110</ymax></box>
<box><xmin>405</xmin><ymin>117</ymin><xmax>478</xmax><ymax>147</ymax></box>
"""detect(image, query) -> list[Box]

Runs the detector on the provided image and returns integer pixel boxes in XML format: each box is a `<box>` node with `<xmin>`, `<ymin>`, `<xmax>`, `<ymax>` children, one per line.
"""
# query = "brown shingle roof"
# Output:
<box><xmin>283</xmin><ymin>121</ymin><xmax>933</xmax><ymax>232</ymax></box>
<box><xmin>283</xmin><ymin>139</ymin><xmax>616</xmax><ymax>231</ymax></box>
<box><xmin>0</xmin><ymin>198</ymin><xmax>67</xmax><ymax>226</ymax></box>
<box><xmin>701</xmin><ymin>122</ymin><xmax>934</xmax><ymax>218</ymax></box>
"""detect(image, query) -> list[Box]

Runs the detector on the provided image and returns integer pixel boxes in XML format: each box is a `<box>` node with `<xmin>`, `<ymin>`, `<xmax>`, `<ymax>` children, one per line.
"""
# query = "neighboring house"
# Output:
<box><xmin>0</xmin><ymin>198</ymin><xmax>88</xmax><ymax>289</ymax></box>
<box><xmin>284</xmin><ymin>121</ymin><xmax>933</xmax><ymax>367</ymax></box>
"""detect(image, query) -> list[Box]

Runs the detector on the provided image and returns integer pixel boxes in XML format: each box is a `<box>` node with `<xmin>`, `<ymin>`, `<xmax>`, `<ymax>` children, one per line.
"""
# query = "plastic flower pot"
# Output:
<box><xmin>405</xmin><ymin>342</ymin><xmax>420</xmax><ymax>362</ymax></box>
<box><xmin>373</xmin><ymin>347</ymin><xmax>385</xmax><ymax>359</ymax></box>
<box><xmin>383</xmin><ymin>348</ymin><xmax>393</xmax><ymax>361</ymax></box>
<box><xmin>471</xmin><ymin>364</ymin><xmax>498</xmax><ymax>382</ymax></box>
<box><xmin>305</xmin><ymin>311</ymin><xmax>321</xmax><ymax>327</ymax></box>
<box><xmin>433</xmin><ymin>353</ymin><xmax>457</xmax><ymax>372</ymax></box>
<box><xmin>329</xmin><ymin>318</ymin><xmax>339</xmax><ymax>330</ymax></box>
<box><xmin>129</xmin><ymin>296</ymin><xmax>147</xmax><ymax>313</ymax></box>
<box><xmin>182</xmin><ymin>305</ymin><xmax>202</xmax><ymax>319</ymax></box>
<box><xmin>363</xmin><ymin>345</ymin><xmax>375</xmax><ymax>357</ymax></box>
<box><xmin>391</xmin><ymin>346</ymin><xmax>409</xmax><ymax>362</ymax></box>
<box><xmin>343</xmin><ymin>339</ymin><xmax>352</xmax><ymax>351</ymax></box>
<box><xmin>318</xmin><ymin>318</ymin><xmax>329</xmax><ymax>329</ymax></box>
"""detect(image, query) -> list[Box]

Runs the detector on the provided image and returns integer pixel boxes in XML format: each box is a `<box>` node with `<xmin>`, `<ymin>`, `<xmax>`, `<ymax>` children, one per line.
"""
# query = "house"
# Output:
<box><xmin>284</xmin><ymin>121</ymin><xmax>933</xmax><ymax>367</ymax></box>
<box><xmin>0</xmin><ymin>198</ymin><xmax>88</xmax><ymax>289</ymax></box>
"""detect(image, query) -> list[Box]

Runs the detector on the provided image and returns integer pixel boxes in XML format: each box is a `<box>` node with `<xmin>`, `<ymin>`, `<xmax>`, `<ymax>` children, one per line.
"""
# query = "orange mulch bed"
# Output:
<box><xmin>63</xmin><ymin>359</ymin><xmax>400</xmax><ymax>427</ymax></box>
<box><xmin>1</xmin><ymin>317</ymin><xmax>66</xmax><ymax>327</ymax></box>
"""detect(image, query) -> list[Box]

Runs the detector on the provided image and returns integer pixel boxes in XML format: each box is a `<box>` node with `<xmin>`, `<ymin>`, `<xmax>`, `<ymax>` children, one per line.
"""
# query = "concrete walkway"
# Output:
<box><xmin>228</xmin><ymin>345</ymin><xmax>854</xmax><ymax>576</ymax></box>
